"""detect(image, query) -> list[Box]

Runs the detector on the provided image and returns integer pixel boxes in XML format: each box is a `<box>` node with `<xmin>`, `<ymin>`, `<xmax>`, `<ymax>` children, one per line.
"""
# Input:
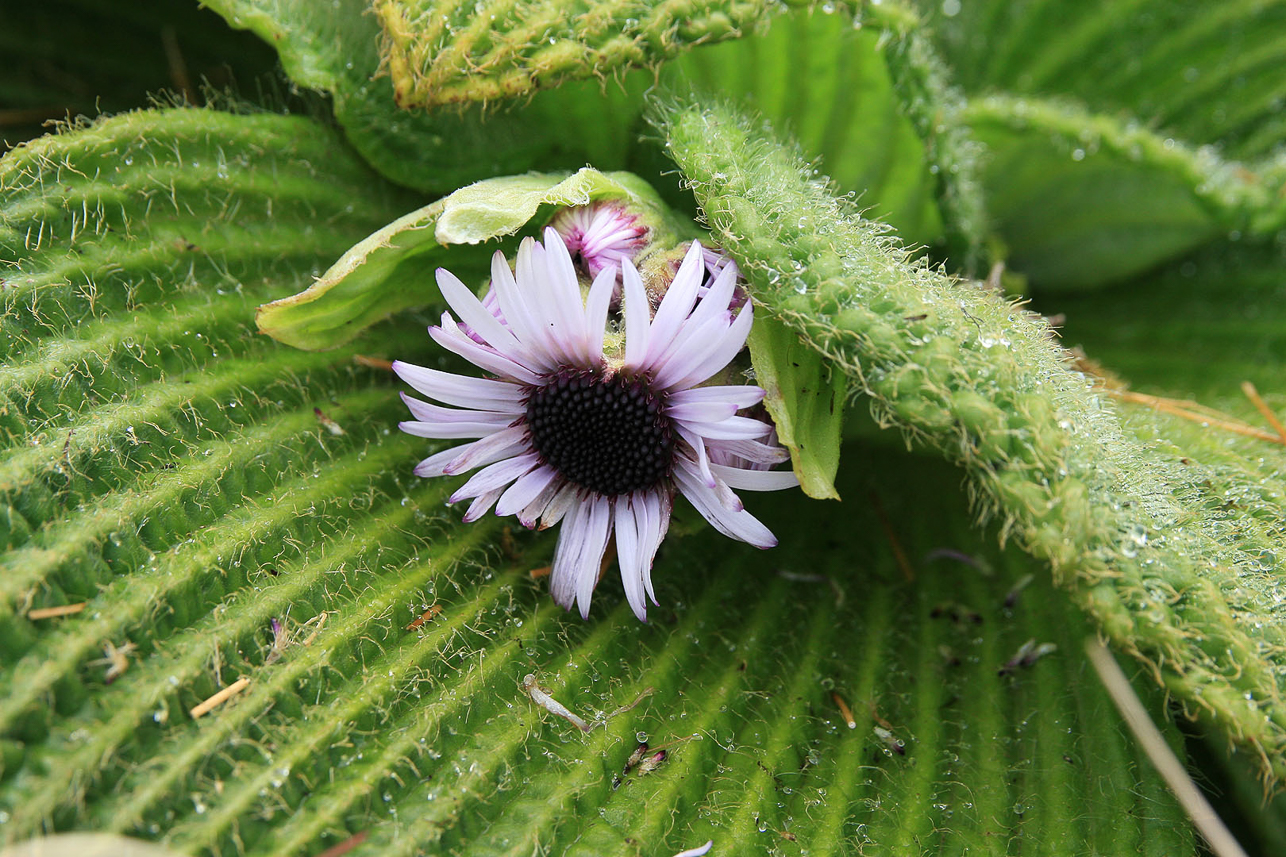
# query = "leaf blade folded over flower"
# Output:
<box><xmin>256</xmin><ymin>168</ymin><xmax>692</xmax><ymax>351</ymax></box>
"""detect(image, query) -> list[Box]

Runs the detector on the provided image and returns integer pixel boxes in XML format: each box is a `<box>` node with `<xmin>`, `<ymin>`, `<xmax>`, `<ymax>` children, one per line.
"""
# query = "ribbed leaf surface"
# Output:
<box><xmin>965</xmin><ymin>95</ymin><xmax>1286</xmax><ymax>290</ymax></box>
<box><xmin>917</xmin><ymin>0</ymin><xmax>1286</xmax><ymax>159</ymax></box>
<box><xmin>0</xmin><ymin>106</ymin><xmax>1194</xmax><ymax>854</ymax></box>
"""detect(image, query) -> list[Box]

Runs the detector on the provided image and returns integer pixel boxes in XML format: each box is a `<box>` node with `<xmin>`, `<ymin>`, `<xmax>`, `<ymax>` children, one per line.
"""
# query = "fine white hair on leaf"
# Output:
<box><xmin>522</xmin><ymin>674</ymin><xmax>592</xmax><ymax>733</ymax></box>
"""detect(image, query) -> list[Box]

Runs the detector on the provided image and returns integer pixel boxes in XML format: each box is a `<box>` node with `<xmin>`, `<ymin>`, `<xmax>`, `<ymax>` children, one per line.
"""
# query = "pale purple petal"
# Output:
<box><xmin>550</xmin><ymin>502</ymin><xmax>588</xmax><ymax>609</ymax></box>
<box><xmin>495</xmin><ymin>465</ymin><xmax>559</xmax><ymax>517</ymax></box>
<box><xmin>643</xmin><ymin>240</ymin><xmax>706</xmax><ymax>366</ymax></box>
<box><xmin>407</xmin><ymin>431</ymin><xmax>524</xmax><ymax>478</ymax></box>
<box><xmin>518</xmin><ymin>475</ymin><xmax>564</xmax><ymax>528</ymax></box>
<box><xmin>667</xmin><ymin>385</ymin><xmax>765</xmax><ymax>410</ymax></box>
<box><xmin>667</xmin><ymin>400</ymin><xmax>739</xmax><ymax>424</ymax></box>
<box><xmin>709</xmin><ymin>466</ymin><xmax>745</xmax><ymax>512</ymax></box>
<box><xmin>400</xmin><ymin>392</ymin><xmax>516</xmax><ymax>426</ymax></box>
<box><xmin>574</xmin><ymin>497</ymin><xmax>613</xmax><ymax>617</ymax></box>
<box><xmin>681</xmin><ymin>415</ymin><xmax>774</xmax><ymax>441</ymax></box>
<box><xmin>675</xmin><ymin>464</ymin><xmax>777</xmax><ymax>548</ymax></box>
<box><xmin>539</xmin><ymin>484</ymin><xmax>580</xmax><ymax>530</ymax></box>
<box><xmin>436</xmin><ymin>267</ymin><xmax>534</xmax><ymax>364</ymax></box>
<box><xmin>669</xmin><ymin>302</ymin><xmax>755</xmax><ymax>390</ymax></box>
<box><xmin>676</xmin><ymin>426</ymin><xmax>716</xmax><ymax>488</ymax></box>
<box><xmin>463</xmin><ymin>487</ymin><xmax>505</xmax><ymax>523</ymax></box>
<box><xmin>393</xmin><ymin>361</ymin><xmax>526</xmax><ymax>411</ymax></box>
<box><xmin>583</xmin><ymin>263</ymin><xmax>617</xmax><ymax>359</ymax></box>
<box><xmin>543</xmin><ymin>227</ymin><xmax>591</xmax><ymax>362</ymax></box>
<box><xmin>412</xmin><ymin>445</ymin><xmax>468</xmax><ymax>478</ymax></box>
<box><xmin>649</xmin><ymin>314</ymin><xmax>733</xmax><ymax>391</ymax></box>
<box><xmin>430</xmin><ymin>319</ymin><xmax>543</xmax><ymax>385</ymax></box>
<box><xmin>550</xmin><ymin>497</ymin><xmax>613</xmax><ymax>616</ymax></box>
<box><xmin>640</xmin><ymin>491</ymin><xmax>670</xmax><ymax>604</ymax></box>
<box><xmin>710</xmin><ymin>463</ymin><xmax>800</xmax><ymax>491</ymax></box>
<box><xmin>622</xmin><ymin>259</ymin><xmax>652</xmax><ymax>370</ymax></box>
<box><xmin>515</xmin><ymin>238</ymin><xmax>575</xmax><ymax>365</ymax></box>
<box><xmin>449</xmin><ymin>452</ymin><xmax>539</xmax><ymax>504</ymax></box>
<box><xmin>614</xmin><ymin>499</ymin><xmax>648</xmax><ymax>620</ymax></box>
<box><xmin>488</xmin><ymin>250</ymin><xmax>554</xmax><ymax>366</ymax></box>
<box><xmin>706</xmin><ymin>438</ymin><xmax>791</xmax><ymax>466</ymax></box>
<box><xmin>686</xmin><ymin>262</ymin><xmax>739</xmax><ymax>329</ymax></box>
<box><xmin>441</xmin><ymin>426</ymin><xmax>529</xmax><ymax>475</ymax></box>
<box><xmin>399</xmin><ymin>419</ymin><xmax>512</xmax><ymax>440</ymax></box>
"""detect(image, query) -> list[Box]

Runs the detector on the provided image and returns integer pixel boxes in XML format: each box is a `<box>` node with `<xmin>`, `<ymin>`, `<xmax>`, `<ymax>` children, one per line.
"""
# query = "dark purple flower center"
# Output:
<box><xmin>526</xmin><ymin>369</ymin><xmax>673</xmax><ymax>496</ymax></box>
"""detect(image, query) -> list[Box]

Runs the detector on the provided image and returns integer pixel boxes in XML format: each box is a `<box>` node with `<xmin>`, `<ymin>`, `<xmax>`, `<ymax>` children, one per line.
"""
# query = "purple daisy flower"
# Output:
<box><xmin>393</xmin><ymin>228</ymin><xmax>797</xmax><ymax>620</ymax></box>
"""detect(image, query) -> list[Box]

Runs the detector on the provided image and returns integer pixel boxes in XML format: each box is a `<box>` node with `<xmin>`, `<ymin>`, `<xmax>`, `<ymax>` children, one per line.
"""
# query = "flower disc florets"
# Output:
<box><xmin>526</xmin><ymin>370</ymin><xmax>673</xmax><ymax>496</ymax></box>
<box><xmin>393</xmin><ymin>225</ymin><xmax>798</xmax><ymax>620</ymax></box>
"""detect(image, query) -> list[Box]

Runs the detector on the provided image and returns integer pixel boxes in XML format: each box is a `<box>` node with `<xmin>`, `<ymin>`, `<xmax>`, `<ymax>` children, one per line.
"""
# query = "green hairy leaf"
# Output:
<box><xmin>658</xmin><ymin>94</ymin><xmax>1286</xmax><ymax>785</ymax></box>
<box><xmin>376</xmin><ymin>0</ymin><xmax>785</xmax><ymax>108</ymax></box>
<box><xmin>201</xmin><ymin>0</ymin><xmax>581</xmax><ymax>192</ymax></box>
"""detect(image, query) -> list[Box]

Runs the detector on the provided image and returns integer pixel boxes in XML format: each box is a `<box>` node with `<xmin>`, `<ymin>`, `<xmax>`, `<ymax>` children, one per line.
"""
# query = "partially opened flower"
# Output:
<box><xmin>394</xmin><ymin>228</ymin><xmax>797</xmax><ymax>619</ymax></box>
<box><xmin>549</xmin><ymin>201</ymin><xmax>649</xmax><ymax>277</ymax></box>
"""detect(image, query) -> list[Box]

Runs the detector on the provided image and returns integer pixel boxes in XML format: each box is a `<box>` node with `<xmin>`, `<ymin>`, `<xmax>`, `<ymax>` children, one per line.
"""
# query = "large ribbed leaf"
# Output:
<box><xmin>964</xmin><ymin>95</ymin><xmax>1286</xmax><ymax>290</ymax></box>
<box><xmin>659</xmin><ymin>95</ymin><xmax>1286</xmax><ymax>788</ymax></box>
<box><xmin>904</xmin><ymin>0</ymin><xmax>1286</xmax><ymax>290</ymax></box>
<box><xmin>916</xmin><ymin>0</ymin><xmax>1286</xmax><ymax>159</ymax></box>
<box><xmin>0</xmin><ymin>105</ymin><xmax>1197</xmax><ymax>855</ymax></box>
